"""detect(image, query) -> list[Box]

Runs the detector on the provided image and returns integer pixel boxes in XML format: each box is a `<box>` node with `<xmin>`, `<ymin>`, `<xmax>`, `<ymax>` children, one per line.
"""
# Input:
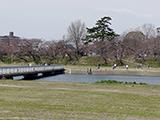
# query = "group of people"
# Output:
<box><xmin>28</xmin><ymin>63</ymin><xmax>51</xmax><ymax>67</ymax></box>
<box><xmin>96</xmin><ymin>64</ymin><xmax>129</xmax><ymax>70</ymax></box>
<box><xmin>87</xmin><ymin>64</ymin><xmax>129</xmax><ymax>75</ymax></box>
<box><xmin>87</xmin><ymin>63</ymin><xmax>148</xmax><ymax>75</ymax></box>
<box><xmin>112</xmin><ymin>64</ymin><xmax>128</xmax><ymax>70</ymax></box>
<box><xmin>96</xmin><ymin>63</ymin><xmax>129</xmax><ymax>71</ymax></box>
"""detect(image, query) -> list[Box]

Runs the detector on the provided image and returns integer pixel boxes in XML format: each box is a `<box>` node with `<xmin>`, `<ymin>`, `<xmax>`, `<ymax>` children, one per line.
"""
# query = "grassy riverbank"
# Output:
<box><xmin>65</xmin><ymin>65</ymin><xmax>160</xmax><ymax>76</ymax></box>
<box><xmin>0</xmin><ymin>80</ymin><xmax>160</xmax><ymax>120</ymax></box>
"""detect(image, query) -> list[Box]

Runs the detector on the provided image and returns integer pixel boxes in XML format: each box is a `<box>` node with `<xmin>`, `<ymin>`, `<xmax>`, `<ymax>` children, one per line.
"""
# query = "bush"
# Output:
<box><xmin>96</xmin><ymin>80</ymin><xmax>147</xmax><ymax>85</ymax></box>
<box><xmin>96</xmin><ymin>80</ymin><xmax>123</xmax><ymax>84</ymax></box>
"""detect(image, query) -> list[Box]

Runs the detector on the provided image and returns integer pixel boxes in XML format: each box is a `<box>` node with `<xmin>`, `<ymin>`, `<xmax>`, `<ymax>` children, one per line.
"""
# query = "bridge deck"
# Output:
<box><xmin>0</xmin><ymin>65</ymin><xmax>64</xmax><ymax>78</ymax></box>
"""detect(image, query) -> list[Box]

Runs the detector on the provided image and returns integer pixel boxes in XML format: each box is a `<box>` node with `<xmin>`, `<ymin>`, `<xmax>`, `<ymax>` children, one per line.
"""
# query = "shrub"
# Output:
<box><xmin>96</xmin><ymin>80</ymin><xmax>147</xmax><ymax>85</ymax></box>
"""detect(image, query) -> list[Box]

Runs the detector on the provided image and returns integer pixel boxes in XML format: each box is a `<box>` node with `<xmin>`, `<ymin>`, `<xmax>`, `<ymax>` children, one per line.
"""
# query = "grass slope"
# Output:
<box><xmin>0</xmin><ymin>80</ymin><xmax>159</xmax><ymax>120</ymax></box>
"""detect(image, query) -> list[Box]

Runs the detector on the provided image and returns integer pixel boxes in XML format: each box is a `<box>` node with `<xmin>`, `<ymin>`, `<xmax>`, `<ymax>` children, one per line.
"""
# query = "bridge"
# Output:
<box><xmin>0</xmin><ymin>65</ymin><xmax>65</xmax><ymax>80</ymax></box>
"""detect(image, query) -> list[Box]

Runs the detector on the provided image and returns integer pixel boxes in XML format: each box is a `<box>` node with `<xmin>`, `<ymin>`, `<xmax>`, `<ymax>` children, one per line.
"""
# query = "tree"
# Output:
<box><xmin>85</xmin><ymin>16</ymin><xmax>117</xmax><ymax>43</ymax></box>
<box><xmin>17</xmin><ymin>39</ymin><xmax>42</xmax><ymax>63</ymax></box>
<box><xmin>85</xmin><ymin>16</ymin><xmax>118</xmax><ymax>64</ymax></box>
<box><xmin>122</xmin><ymin>31</ymin><xmax>146</xmax><ymax>62</ymax></box>
<box><xmin>139</xmin><ymin>24</ymin><xmax>156</xmax><ymax>39</ymax></box>
<box><xmin>67</xmin><ymin>20</ymin><xmax>86</xmax><ymax>60</ymax></box>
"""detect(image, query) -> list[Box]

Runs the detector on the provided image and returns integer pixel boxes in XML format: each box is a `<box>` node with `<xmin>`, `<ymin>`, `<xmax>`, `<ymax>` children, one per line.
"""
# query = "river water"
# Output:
<box><xmin>37</xmin><ymin>74</ymin><xmax>160</xmax><ymax>85</ymax></box>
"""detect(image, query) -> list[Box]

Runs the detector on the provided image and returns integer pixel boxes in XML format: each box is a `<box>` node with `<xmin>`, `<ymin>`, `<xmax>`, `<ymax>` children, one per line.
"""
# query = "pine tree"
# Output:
<box><xmin>85</xmin><ymin>16</ymin><xmax>118</xmax><ymax>43</ymax></box>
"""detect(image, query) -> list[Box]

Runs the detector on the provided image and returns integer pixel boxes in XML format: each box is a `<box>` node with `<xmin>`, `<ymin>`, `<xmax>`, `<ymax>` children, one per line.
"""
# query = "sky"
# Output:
<box><xmin>0</xmin><ymin>0</ymin><xmax>160</xmax><ymax>40</ymax></box>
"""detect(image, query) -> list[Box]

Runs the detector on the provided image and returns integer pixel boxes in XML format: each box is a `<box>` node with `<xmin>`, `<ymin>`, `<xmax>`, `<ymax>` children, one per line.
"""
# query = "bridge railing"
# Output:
<box><xmin>0</xmin><ymin>65</ymin><xmax>64</xmax><ymax>75</ymax></box>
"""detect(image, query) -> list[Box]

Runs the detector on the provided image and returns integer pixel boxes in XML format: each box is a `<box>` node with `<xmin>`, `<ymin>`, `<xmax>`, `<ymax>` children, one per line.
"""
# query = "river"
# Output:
<box><xmin>36</xmin><ymin>74</ymin><xmax>160</xmax><ymax>85</ymax></box>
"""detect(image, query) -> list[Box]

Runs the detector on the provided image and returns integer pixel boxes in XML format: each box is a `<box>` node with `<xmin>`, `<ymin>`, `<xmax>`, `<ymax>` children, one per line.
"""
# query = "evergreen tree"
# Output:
<box><xmin>85</xmin><ymin>16</ymin><xmax>117</xmax><ymax>43</ymax></box>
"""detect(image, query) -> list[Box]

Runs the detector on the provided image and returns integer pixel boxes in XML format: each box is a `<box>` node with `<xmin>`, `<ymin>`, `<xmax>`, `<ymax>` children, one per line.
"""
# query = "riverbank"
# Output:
<box><xmin>65</xmin><ymin>65</ymin><xmax>160</xmax><ymax>76</ymax></box>
<box><xmin>0</xmin><ymin>80</ymin><xmax>159</xmax><ymax>120</ymax></box>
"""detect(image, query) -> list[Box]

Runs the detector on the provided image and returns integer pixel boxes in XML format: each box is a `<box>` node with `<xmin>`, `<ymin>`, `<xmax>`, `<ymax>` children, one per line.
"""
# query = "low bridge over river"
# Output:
<box><xmin>0</xmin><ymin>65</ymin><xmax>64</xmax><ymax>80</ymax></box>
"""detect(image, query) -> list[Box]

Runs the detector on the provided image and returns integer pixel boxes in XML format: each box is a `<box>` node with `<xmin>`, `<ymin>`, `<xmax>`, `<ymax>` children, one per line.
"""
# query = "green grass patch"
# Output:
<box><xmin>143</xmin><ymin>59</ymin><xmax>160</xmax><ymax>68</ymax></box>
<box><xmin>96</xmin><ymin>80</ymin><xmax>147</xmax><ymax>85</ymax></box>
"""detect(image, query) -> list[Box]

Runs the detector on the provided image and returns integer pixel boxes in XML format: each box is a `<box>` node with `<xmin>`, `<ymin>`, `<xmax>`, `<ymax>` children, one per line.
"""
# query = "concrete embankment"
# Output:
<box><xmin>65</xmin><ymin>66</ymin><xmax>160</xmax><ymax>76</ymax></box>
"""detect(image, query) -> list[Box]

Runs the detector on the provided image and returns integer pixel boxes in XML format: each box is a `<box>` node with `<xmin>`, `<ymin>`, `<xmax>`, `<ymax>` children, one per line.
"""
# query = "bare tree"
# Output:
<box><xmin>122</xmin><ymin>31</ymin><xmax>146</xmax><ymax>61</ymax></box>
<box><xmin>17</xmin><ymin>39</ymin><xmax>42</xmax><ymax>63</ymax></box>
<box><xmin>139</xmin><ymin>24</ymin><xmax>156</xmax><ymax>39</ymax></box>
<box><xmin>67</xmin><ymin>20</ymin><xmax>86</xmax><ymax>60</ymax></box>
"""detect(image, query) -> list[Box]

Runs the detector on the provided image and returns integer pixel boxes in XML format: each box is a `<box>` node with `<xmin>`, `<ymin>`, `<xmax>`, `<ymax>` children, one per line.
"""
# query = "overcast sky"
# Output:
<box><xmin>0</xmin><ymin>0</ymin><xmax>160</xmax><ymax>40</ymax></box>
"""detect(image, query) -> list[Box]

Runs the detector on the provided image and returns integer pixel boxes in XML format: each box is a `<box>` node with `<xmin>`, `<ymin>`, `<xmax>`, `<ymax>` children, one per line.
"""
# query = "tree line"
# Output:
<box><xmin>1</xmin><ymin>16</ymin><xmax>160</xmax><ymax>67</ymax></box>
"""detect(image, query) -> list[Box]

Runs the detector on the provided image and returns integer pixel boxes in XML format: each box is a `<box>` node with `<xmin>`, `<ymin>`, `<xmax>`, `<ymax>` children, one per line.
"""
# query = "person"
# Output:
<box><xmin>112</xmin><ymin>64</ymin><xmax>117</xmax><ymax>70</ymax></box>
<box><xmin>87</xmin><ymin>68</ymin><xmax>92</xmax><ymax>74</ymax></box>
<box><xmin>137</xmin><ymin>64</ymin><xmax>143</xmax><ymax>69</ymax></box>
<box><xmin>28</xmin><ymin>63</ymin><xmax>32</xmax><ymax>67</ymax></box>
<box><xmin>97</xmin><ymin>64</ymin><xmax>100</xmax><ymax>69</ymax></box>
<box><xmin>125</xmin><ymin>64</ymin><xmax>129</xmax><ymax>69</ymax></box>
